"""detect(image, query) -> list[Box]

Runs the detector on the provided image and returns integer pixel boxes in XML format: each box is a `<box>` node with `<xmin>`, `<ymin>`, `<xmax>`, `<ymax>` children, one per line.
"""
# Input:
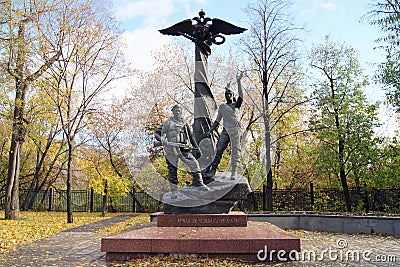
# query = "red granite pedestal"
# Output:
<box><xmin>101</xmin><ymin>212</ymin><xmax>300</xmax><ymax>262</ymax></box>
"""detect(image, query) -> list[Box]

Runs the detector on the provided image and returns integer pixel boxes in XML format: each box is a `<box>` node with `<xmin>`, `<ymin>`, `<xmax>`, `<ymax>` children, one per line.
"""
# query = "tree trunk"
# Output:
<box><xmin>5</xmin><ymin>139</ymin><xmax>21</xmax><ymax>220</ymax></box>
<box><xmin>21</xmin><ymin>182</ymin><xmax>34</xmax><ymax>211</ymax></box>
<box><xmin>264</xmin><ymin>126</ymin><xmax>273</xmax><ymax>212</ymax></box>
<box><xmin>5</xmin><ymin>14</ymin><xmax>60</xmax><ymax>219</ymax></box>
<box><xmin>6</xmin><ymin>100</ymin><xmax>25</xmax><ymax>219</ymax></box>
<box><xmin>338</xmin><ymin>139</ymin><xmax>352</xmax><ymax>212</ymax></box>
<box><xmin>266</xmin><ymin>168</ymin><xmax>273</xmax><ymax>211</ymax></box>
<box><xmin>23</xmin><ymin>134</ymin><xmax>54</xmax><ymax>210</ymax></box>
<box><xmin>263</xmin><ymin>73</ymin><xmax>273</xmax><ymax>211</ymax></box>
<box><xmin>274</xmin><ymin>141</ymin><xmax>281</xmax><ymax>185</ymax></box>
<box><xmin>102</xmin><ymin>180</ymin><xmax>108</xmax><ymax>217</ymax></box>
<box><xmin>66</xmin><ymin>140</ymin><xmax>74</xmax><ymax>223</ymax></box>
<box><xmin>22</xmin><ymin>169</ymin><xmax>39</xmax><ymax>211</ymax></box>
<box><xmin>328</xmin><ymin>73</ymin><xmax>351</xmax><ymax>212</ymax></box>
<box><xmin>5</xmin><ymin>20</ymin><xmax>29</xmax><ymax>220</ymax></box>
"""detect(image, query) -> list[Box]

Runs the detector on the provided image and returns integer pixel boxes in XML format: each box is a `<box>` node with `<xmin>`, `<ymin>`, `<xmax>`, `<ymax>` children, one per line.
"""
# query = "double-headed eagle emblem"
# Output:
<box><xmin>159</xmin><ymin>10</ymin><xmax>247</xmax><ymax>55</ymax></box>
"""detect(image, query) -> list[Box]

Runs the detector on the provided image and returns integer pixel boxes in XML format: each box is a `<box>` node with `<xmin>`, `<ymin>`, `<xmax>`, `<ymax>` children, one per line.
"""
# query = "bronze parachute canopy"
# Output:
<box><xmin>159</xmin><ymin>10</ymin><xmax>247</xmax><ymax>55</ymax></box>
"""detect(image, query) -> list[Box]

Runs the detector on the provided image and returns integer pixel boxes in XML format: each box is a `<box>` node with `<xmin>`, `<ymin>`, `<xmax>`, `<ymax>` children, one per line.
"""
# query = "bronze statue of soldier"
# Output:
<box><xmin>155</xmin><ymin>104</ymin><xmax>210</xmax><ymax>199</ymax></box>
<box><xmin>203</xmin><ymin>72</ymin><xmax>244</xmax><ymax>181</ymax></box>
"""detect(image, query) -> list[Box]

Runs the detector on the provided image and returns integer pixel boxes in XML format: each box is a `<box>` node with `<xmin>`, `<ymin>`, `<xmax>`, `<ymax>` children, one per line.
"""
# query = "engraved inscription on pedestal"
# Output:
<box><xmin>157</xmin><ymin>212</ymin><xmax>247</xmax><ymax>227</ymax></box>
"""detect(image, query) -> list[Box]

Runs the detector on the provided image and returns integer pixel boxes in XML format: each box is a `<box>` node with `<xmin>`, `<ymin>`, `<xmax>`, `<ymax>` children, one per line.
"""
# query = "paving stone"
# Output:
<box><xmin>63</xmin><ymin>214</ymin><xmax>136</xmax><ymax>232</ymax></box>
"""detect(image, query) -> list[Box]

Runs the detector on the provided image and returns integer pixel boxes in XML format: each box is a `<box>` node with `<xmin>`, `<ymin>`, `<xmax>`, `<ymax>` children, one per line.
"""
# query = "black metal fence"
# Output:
<box><xmin>241</xmin><ymin>185</ymin><xmax>400</xmax><ymax>214</ymax></box>
<box><xmin>0</xmin><ymin>188</ymin><xmax>162</xmax><ymax>213</ymax></box>
<box><xmin>1</xmin><ymin>185</ymin><xmax>399</xmax><ymax>214</ymax></box>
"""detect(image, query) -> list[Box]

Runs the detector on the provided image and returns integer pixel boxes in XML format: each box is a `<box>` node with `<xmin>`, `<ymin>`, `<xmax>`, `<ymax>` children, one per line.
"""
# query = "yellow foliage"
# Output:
<box><xmin>79</xmin><ymin>148</ymin><xmax>131</xmax><ymax>198</ymax></box>
<box><xmin>115</xmin><ymin>256</ymin><xmax>253</xmax><ymax>266</ymax></box>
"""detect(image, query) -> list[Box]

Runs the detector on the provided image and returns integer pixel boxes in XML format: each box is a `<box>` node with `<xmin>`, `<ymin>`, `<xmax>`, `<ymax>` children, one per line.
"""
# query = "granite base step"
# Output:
<box><xmin>101</xmin><ymin>218</ymin><xmax>300</xmax><ymax>262</ymax></box>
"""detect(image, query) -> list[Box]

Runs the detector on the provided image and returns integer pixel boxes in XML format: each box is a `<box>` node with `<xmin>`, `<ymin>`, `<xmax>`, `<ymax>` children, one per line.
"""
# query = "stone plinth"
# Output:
<box><xmin>101</xmin><ymin>217</ymin><xmax>300</xmax><ymax>262</ymax></box>
<box><xmin>157</xmin><ymin>212</ymin><xmax>247</xmax><ymax>227</ymax></box>
<box><xmin>162</xmin><ymin>173</ymin><xmax>251</xmax><ymax>214</ymax></box>
<box><xmin>101</xmin><ymin>176</ymin><xmax>301</xmax><ymax>262</ymax></box>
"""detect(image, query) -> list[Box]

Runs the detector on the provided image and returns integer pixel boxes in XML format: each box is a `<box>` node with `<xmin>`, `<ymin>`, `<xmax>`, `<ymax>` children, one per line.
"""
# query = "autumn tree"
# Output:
<box><xmin>0</xmin><ymin>79</ymin><xmax>68</xmax><ymax>211</ymax></box>
<box><xmin>80</xmin><ymin>146</ymin><xmax>130</xmax><ymax>216</ymax></box>
<box><xmin>273</xmin><ymin>109</ymin><xmax>315</xmax><ymax>189</ymax></box>
<box><xmin>368</xmin><ymin>138</ymin><xmax>400</xmax><ymax>188</ymax></box>
<box><xmin>43</xmin><ymin>0</ymin><xmax>128</xmax><ymax>223</ymax></box>
<box><xmin>88</xmin><ymin>98</ymin><xmax>132</xmax><ymax>179</ymax></box>
<box><xmin>368</xmin><ymin>0</ymin><xmax>400</xmax><ymax>111</ymax></box>
<box><xmin>20</xmin><ymin>88</ymin><xmax>66</xmax><ymax>211</ymax></box>
<box><xmin>86</xmin><ymin>98</ymin><xmax>133</xmax><ymax>215</ymax></box>
<box><xmin>240</xmin><ymin>0</ymin><xmax>305</xmax><ymax>210</ymax></box>
<box><xmin>0</xmin><ymin>0</ymin><xmax>62</xmax><ymax>219</ymax></box>
<box><xmin>309</xmin><ymin>37</ymin><xmax>380</xmax><ymax>212</ymax></box>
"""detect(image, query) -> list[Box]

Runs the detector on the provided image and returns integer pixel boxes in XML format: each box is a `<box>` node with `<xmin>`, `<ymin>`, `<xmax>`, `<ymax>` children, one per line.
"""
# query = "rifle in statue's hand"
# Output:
<box><xmin>154</xmin><ymin>138</ymin><xmax>193</xmax><ymax>150</ymax></box>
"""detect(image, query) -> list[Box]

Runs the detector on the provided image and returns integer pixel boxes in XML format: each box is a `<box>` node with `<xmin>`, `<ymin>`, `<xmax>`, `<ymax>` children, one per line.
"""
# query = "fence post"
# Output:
<box><xmin>310</xmin><ymin>181</ymin><xmax>314</xmax><ymax>210</ymax></box>
<box><xmin>133</xmin><ymin>189</ymin><xmax>136</xmax><ymax>213</ymax></box>
<box><xmin>48</xmin><ymin>188</ymin><xmax>53</xmax><ymax>211</ymax></box>
<box><xmin>262</xmin><ymin>184</ymin><xmax>266</xmax><ymax>211</ymax></box>
<box><xmin>90</xmin><ymin>187</ymin><xmax>94</xmax><ymax>212</ymax></box>
<box><xmin>363</xmin><ymin>187</ymin><xmax>370</xmax><ymax>213</ymax></box>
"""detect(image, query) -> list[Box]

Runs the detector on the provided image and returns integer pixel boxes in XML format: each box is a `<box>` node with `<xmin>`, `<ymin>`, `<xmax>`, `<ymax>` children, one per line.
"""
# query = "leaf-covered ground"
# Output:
<box><xmin>105</xmin><ymin>257</ymin><xmax>267</xmax><ymax>267</ymax></box>
<box><xmin>96</xmin><ymin>213</ymin><xmax>150</xmax><ymax>235</ymax></box>
<box><xmin>108</xmin><ymin>257</ymin><xmax>273</xmax><ymax>266</ymax></box>
<box><xmin>0</xmin><ymin>211</ymin><xmax>119</xmax><ymax>254</ymax></box>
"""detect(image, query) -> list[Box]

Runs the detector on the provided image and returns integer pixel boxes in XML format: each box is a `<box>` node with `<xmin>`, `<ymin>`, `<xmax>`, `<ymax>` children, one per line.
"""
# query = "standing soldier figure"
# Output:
<box><xmin>204</xmin><ymin>72</ymin><xmax>244</xmax><ymax>180</ymax></box>
<box><xmin>155</xmin><ymin>104</ymin><xmax>210</xmax><ymax>199</ymax></box>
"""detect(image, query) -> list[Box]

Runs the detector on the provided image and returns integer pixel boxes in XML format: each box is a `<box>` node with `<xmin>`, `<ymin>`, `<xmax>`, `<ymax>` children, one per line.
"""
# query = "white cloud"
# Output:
<box><xmin>113</xmin><ymin>0</ymin><xmax>176</xmax><ymax>27</ymax></box>
<box><xmin>176</xmin><ymin>0</ymin><xmax>209</xmax><ymax>17</ymax></box>
<box><xmin>122</xmin><ymin>28</ymin><xmax>170</xmax><ymax>71</ymax></box>
<box><xmin>321</xmin><ymin>2</ymin><xmax>336</xmax><ymax>11</ymax></box>
<box><xmin>298</xmin><ymin>0</ymin><xmax>337</xmax><ymax>16</ymax></box>
<box><xmin>112</xmin><ymin>0</ymin><xmax>178</xmax><ymax>71</ymax></box>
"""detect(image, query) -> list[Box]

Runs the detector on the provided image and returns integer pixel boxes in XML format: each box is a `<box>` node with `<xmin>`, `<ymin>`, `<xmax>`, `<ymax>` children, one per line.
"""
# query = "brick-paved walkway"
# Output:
<box><xmin>0</xmin><ymin>215</ymin><xmax>398</xmax><ymax>267</ymax></box>
<box><xmin>274</xmin><ymin>230</ymin><xmax>400</xmax><ymax>267</ymax></box>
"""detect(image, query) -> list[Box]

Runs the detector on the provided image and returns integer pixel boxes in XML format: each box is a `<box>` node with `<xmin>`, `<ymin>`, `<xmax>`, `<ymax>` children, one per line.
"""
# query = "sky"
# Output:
<box><xmin>110</xmin><ymin>0</ymin><xmax>396</xmax><ymax>136</ymax></box>
<box><xmin>111</xmin><ymin>0</ymin><xmax>384</xmax><ymax>86</ymax></box>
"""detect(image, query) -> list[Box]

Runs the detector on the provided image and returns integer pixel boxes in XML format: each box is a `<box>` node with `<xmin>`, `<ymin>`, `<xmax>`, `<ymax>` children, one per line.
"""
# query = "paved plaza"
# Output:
<box><xmin>0</xmin><ymin>214</ymin><xmax>398</xmax><ymax>267</ymax></box>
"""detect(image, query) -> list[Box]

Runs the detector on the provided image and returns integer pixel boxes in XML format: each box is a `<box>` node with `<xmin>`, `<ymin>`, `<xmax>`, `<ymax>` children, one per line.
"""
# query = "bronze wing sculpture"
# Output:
<box><xmin>159</xmin><ymin>10</ymin><xmax>246</xmax><ymax>55</ymax></box>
